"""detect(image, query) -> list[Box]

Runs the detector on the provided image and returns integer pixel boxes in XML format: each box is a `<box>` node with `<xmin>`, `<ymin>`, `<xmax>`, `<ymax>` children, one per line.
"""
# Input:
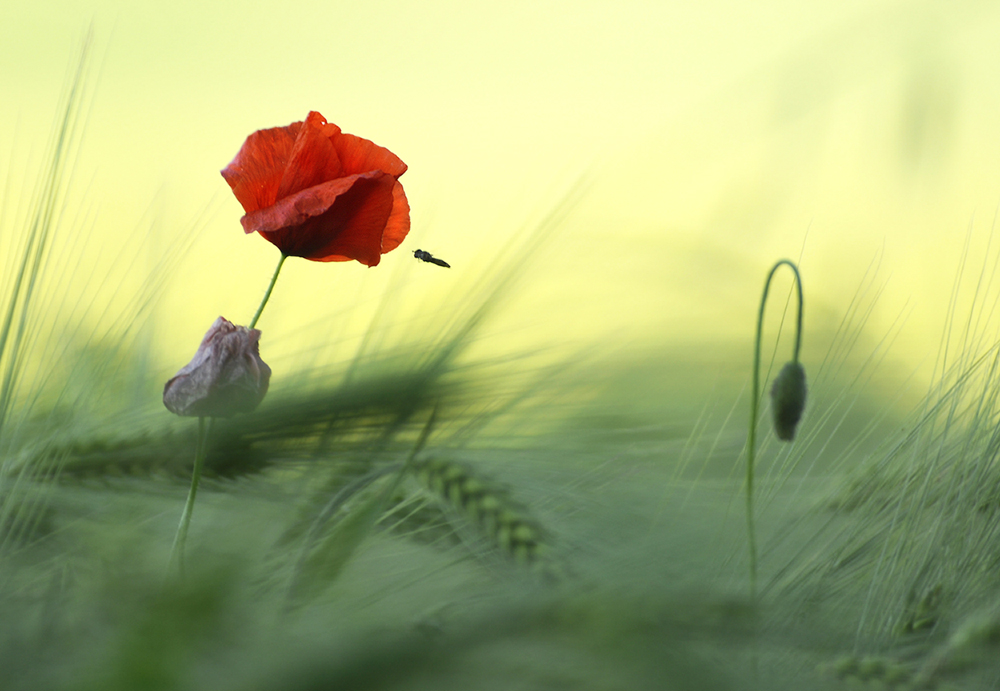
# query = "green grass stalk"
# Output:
<box><xmin>168</xmin><ymin>416</ymin><xmax>211</xmax><ymax>576</ymax></box>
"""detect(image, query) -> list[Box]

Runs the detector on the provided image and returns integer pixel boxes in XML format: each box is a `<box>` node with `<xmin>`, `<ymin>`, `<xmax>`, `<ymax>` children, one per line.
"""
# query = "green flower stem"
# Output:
<box><xmin>747</xmin><ymin>259</ymin><xmax>803</xmax><ymax>599</ymax></box>
<box><xmin>167</xmin><ymin>253</ymin><xmax>286</xmax><ymax>577</ymax></box>
<box><xmin>169</xmin><ymin>416</ymin><xmax>212</xmax><ymax>576</ymax></box>
<box><xmin>249</xmin><ymin>252</ymin><xmax>288</xmax><ymax>329</ymax></box>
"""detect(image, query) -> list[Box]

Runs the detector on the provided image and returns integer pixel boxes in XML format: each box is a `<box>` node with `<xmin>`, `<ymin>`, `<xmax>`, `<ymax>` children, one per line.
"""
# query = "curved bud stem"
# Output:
<box><xmin>747</xmin><ymin>259</ymin><xmax>804</xmax><ymax>599</ymax></box>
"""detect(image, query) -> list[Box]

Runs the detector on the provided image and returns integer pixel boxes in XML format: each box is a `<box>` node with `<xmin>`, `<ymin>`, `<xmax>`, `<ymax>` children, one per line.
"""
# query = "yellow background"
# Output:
<box><xmin>3</xmin><ymin>0</ymin><xmax>1000</xmax><ymax>390</ymax></box>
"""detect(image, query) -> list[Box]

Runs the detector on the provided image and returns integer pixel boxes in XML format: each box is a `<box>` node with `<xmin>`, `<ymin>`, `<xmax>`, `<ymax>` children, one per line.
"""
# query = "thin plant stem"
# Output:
<box><xmin>167</xmin><ymin>252</ymin><xmax>286</xmax><ymax>577</ymax></box>
<box><xmin>747</xmin><ymin>259</ymin><xmax>804</xmax><ymax>599</ymax></box>
<box><xmin>249</xmin><ymin>252</ymin><xmax>287</xmax><ymax>329</ymax></box>
<box><xmin>169</xmin><ymin>416</ymin><xmax>212</xmax><ymax>576</ymax></box>
<box><xmin>285</xmin><ymin>403</ymin><xmax>440</xmax><ymax>606</ymax></box>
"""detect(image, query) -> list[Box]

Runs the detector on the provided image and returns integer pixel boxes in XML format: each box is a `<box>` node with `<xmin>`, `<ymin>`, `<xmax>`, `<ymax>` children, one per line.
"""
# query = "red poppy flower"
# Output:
<box><xmin>221</xmin><ymin>111</ymin><xmax>409</xmax><ymax>267</ymax></box>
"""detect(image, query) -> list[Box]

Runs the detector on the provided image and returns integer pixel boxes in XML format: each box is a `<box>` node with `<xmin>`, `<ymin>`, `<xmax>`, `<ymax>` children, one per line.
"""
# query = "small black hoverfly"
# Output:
<box><xmin>413</xmin><ymin>249</ymin><xmax>450</xmax><ymax>268</ymax></box>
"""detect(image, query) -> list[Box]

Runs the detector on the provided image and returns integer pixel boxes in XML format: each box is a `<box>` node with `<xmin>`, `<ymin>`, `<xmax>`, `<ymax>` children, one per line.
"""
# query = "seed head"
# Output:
<box><xmin>163</xmin><ymin>317</ymin><xmax>271</xmax><ymax>418</ymax></box>
<box><xmin>770</xmin><ymin>361</ymin><xmax>807</xmax><ymax>441</ymax></box>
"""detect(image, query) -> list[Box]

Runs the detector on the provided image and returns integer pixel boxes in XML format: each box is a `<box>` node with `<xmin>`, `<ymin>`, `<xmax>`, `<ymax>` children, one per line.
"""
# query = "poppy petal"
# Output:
<box><xmin>380</xmin><ymin>180</ymin><xmax>410</xmax><ymax>255</ymax></box>
<box><xmin>276</xmin><ymin>112</ymin><xmax>343</xmax><ymax>200</ymax></box>
<box><xmin>241</xmin><ymin>174</ymin><xmax>362</xmax><ymax>235</ymax></box>
<box><xmin>292</xmin><ymin>173</ymin><xmax>396</xmax><ymax>265</ymax></box>
<box><xmin>245</xmin><ymin>172</ymin><xmax>397</xmax><ymax>266</ymax></box>
<box><xmin>221</xmin><ymin>121</ymin><xmax>303</xmax><ymax>213</ymax></box>
<box><xmin>333</xmin><ymin>132</ymin><xmax>407</xmax><ymax>178</ymax></box>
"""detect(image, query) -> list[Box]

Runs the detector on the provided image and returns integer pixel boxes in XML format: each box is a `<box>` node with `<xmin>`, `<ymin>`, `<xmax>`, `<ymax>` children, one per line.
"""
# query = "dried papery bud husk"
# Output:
<box><xmin>163</xmin><ymin>317</ymin><xmax>271</xmax><ymax>418</ymax></box>
<box><xmin>770</xmin><ymin>360</ymin><xmax>807</xmax><ymax>441</ymax></box>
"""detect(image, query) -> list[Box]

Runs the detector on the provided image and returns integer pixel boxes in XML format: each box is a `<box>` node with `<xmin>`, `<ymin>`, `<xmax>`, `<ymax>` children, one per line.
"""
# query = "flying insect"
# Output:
<box><xmin>413</xmin><ymin>249</ymin><xmax>450</xmax><ymax>268</ymax></box>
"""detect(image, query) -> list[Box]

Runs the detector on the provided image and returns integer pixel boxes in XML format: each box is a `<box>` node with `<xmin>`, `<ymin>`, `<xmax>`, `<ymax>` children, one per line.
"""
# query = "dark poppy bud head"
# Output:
<box><xmin>770</xmin><ymin>361</ymin><xmax>807</xmax><ymax>441</ymax></box>
<box><xmin>163</xmin><ymin>317</ymin><xmax>271</xmax><ymax>418</ymax></box>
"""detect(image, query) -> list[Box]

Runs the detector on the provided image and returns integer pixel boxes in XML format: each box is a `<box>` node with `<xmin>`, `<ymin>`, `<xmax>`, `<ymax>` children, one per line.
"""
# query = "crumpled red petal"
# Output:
<box><xmin>221</xmin><ymin>122</ymin><xmax>301</xmax><ymax>214</ymax></box>
<box><xmin>380</xmin><ymin>179</ymin><xmax>410</xmax><ymax>255</ymax></box>
<box><xmin>275</xmin><ymin>112</ymin><xmax>343</xmax><ymax>200</ymax></box>
<box><xmin>244</xmin><ymin>171</ymin><xmax>403</xmax><ymax>266</ymax></box>
<box><xmin>333</xmin><ymin>132</ymin><xmax>407</xmax><ymax>179</ymax></box>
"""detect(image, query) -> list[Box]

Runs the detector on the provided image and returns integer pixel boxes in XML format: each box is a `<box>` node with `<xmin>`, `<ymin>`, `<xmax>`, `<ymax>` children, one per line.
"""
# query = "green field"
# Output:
<box><xmin>5</xmin><ymin>39</ymin><xmax>1000</xmax><ymax>691</ymax></box>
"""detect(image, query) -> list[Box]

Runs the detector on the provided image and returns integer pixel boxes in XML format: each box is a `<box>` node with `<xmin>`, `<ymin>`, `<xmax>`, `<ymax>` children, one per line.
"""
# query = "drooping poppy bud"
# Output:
<box><xmin>770</xmin><ymin>361</ymin><xmax>807</xmax><ymax>441</ymax></box>
<box><xmin>163</xmin><ymin>317</ymin><xmax>271</xmax><ymax>418</ymax></box>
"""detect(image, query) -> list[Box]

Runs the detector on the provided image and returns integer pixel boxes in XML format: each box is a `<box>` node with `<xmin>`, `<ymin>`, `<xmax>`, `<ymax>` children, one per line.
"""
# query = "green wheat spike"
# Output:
<box><xmin>410</xmin><ymin>457</ymin><xmax>551</xmax><ymax>570</ymax></box>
